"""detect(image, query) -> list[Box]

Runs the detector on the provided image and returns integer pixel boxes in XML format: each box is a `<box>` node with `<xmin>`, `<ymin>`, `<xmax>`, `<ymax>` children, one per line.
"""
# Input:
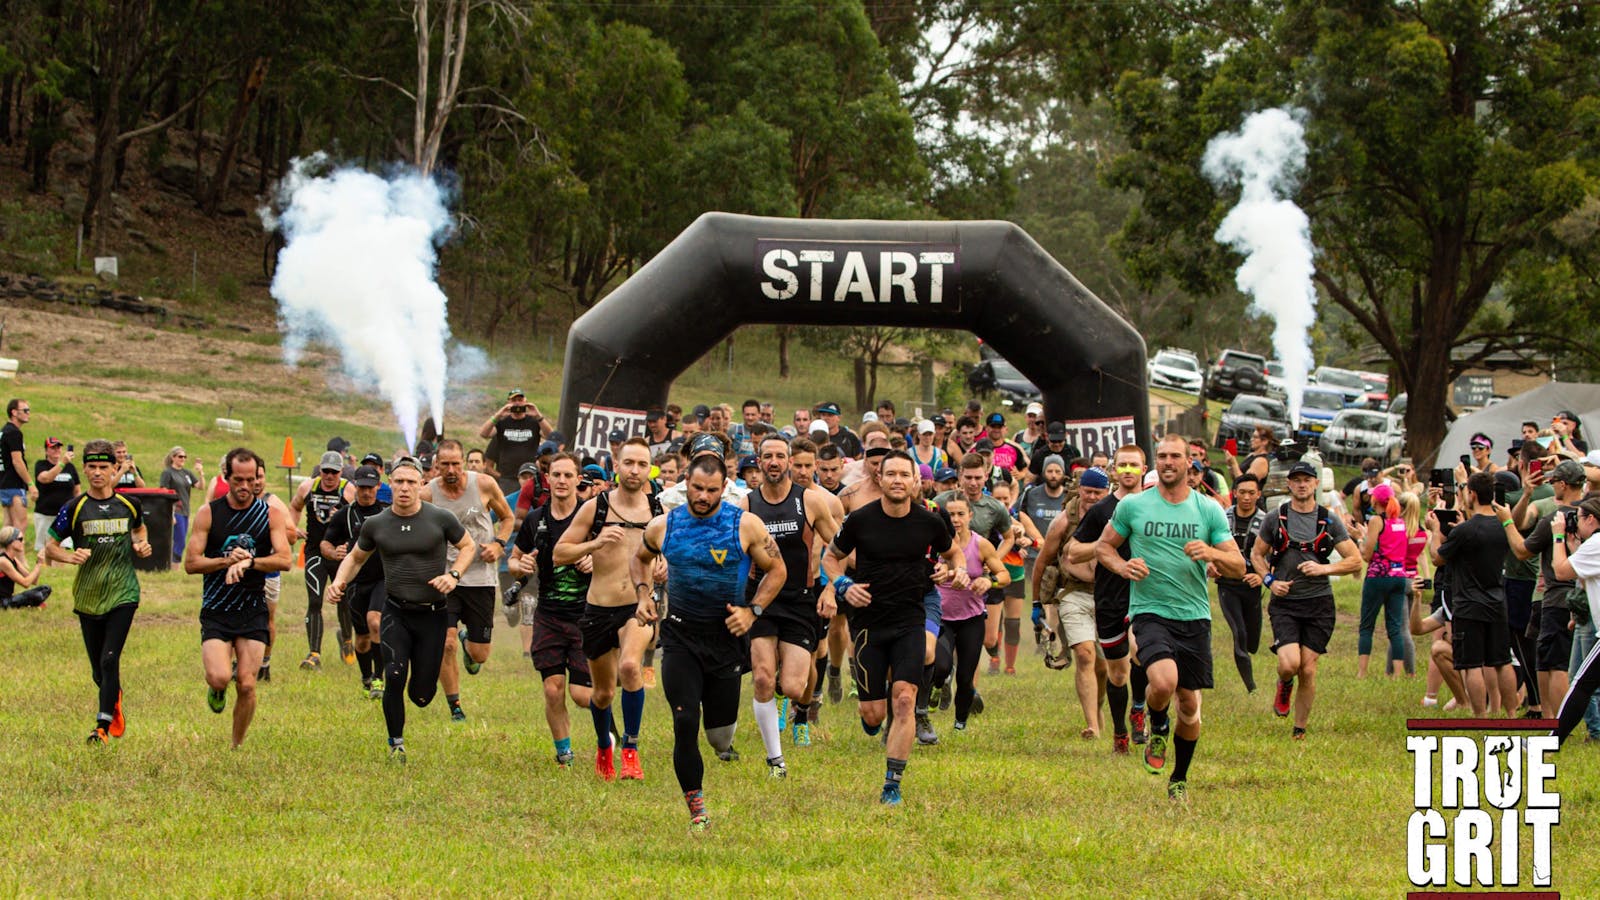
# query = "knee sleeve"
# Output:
<box><xmin>705</xmin><ymin>723</ymin><xmax>736</xmax><ymax>753</ymax></box>
<box><xmin>1004</xmin><ymin>617</ymin><xmax>1021</xmax><ymax>644</ymax></box>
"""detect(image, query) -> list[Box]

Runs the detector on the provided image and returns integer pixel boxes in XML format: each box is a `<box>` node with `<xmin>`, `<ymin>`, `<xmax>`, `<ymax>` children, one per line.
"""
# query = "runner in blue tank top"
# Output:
<box><xmin>631</xmin><ymin>453</ymin><xmax>785</xmax><ymax>834</ymax></box>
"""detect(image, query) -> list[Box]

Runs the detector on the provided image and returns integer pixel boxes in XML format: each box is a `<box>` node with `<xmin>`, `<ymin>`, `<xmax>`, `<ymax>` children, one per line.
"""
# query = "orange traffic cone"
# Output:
<box><xmin>280</xmin><ymin>436</ymin><xmax>296</xmax><ymax>469</ymax></box>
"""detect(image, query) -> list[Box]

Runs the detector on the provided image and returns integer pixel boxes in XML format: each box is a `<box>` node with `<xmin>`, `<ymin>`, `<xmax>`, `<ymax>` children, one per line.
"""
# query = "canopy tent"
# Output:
<box><xmin>1435</xmin><ymin>381</ymin><xmax>1600</xmax><ymax>465</ymax></box>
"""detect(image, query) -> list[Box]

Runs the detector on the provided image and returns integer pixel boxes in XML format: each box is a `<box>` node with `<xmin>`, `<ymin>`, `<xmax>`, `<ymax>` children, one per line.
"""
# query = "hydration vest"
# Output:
<box><xmin>587</xmin><ymin>489</ymin><xmax>665</xmax><ymax>540</ymax></box>
<box><xmin>1267</xmin><ymin>501</ymin><xmax>1334</xmax><ymax>566</ymax></box>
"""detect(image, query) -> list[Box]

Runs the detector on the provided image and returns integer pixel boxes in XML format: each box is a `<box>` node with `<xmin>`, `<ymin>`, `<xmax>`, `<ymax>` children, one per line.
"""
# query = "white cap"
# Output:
<box><xmin>1025</xmin><ymin>402</ymin><xmax>1044</xmax><ymax>416</ymax></box>
<box><xmin>809</xmin><ymin>420</ymin><xmax>828</xmax><ymax>434</ymax></box>
<box><xmin>1142</xmin><ymin>471</ymin><xmax>1159</xmax><ymax>489</ymax></box>
<box><xmin>917</xmin><ymin>420</ymin><xmax>935</xmax><ymax>435</ymax></box>
<box><xmin>862</xmin><ymin>411</ymin><xmax>879</xmax><ymax>423</ymax></box>
<box><xmin>1583</xmin><ymin>450</ymin><xmax>1600</xmax><ymax>468</ymax></box>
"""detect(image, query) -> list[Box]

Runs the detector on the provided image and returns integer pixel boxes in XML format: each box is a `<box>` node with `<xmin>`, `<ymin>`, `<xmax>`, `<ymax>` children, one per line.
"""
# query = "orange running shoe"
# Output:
<box><xmin>642</xmin><ymin>666</ymin><xmax>657</xmax><ymax>689</ymax></box>
<box><xmin>108</xmin><ymin>691</ymin><xmax>125</xmax><ymax>738</ymax></box>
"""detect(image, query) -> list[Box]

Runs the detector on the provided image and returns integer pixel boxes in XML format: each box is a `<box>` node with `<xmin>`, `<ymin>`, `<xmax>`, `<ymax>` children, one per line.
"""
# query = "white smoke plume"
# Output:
<box><xmin>263</xmin><ymin>154</ymin><xmax>460</xmax><ymax>450</ymax></box>
<box><xmin>1202</xmin><ymin>107</ymin><xmax>1317</xmax><ymax>425</ymax></box>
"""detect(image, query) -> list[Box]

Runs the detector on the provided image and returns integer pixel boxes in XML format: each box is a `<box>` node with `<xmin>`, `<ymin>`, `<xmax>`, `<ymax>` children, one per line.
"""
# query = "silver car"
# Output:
<box><xmin>1319</xmin><ymin>409</ymin><xmax>1406</xmax><ymax>466</ymax></box>
<box><xmin>1148</xmin><ymin>349</ymin><xmax>1203</xmax><ymax>394</ymax></box>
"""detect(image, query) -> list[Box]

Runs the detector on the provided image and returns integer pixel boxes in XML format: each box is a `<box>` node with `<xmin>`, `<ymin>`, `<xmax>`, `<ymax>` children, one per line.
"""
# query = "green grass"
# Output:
<box><xmin>0</xmin><ymin>572</ymin><xmax>1595</xmax><ymax>896</ymax></box>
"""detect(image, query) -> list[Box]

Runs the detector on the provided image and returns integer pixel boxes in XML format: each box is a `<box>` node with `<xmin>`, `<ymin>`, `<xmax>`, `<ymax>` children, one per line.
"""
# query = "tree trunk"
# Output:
<box><xmin>204</xmin><ymin>56</ymin><xmax>270</xmax><ymax>215</ymax></box>
<box><xmin>0</xmin><ymin>73</ymin><xmax>15</xmax><ymax>143</ymax></box>
<box><xmin>25</xmin><ymin>93</ymin><xmax>55</xmax><ymax>192</ymax></box>
<box><xmin>777</xmin><ymin>325</ymin><xmax>791</xmax><ymax>378</ymax></box>
<box><xmin>1403</xmin><ymin>324</ymin><xmax>1455</xmax><ymax>468</ymax></box>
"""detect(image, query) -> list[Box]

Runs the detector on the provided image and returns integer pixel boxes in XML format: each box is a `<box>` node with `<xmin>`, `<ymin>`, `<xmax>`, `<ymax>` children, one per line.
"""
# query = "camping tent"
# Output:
<box><xmin>1435</xmin><ymin>381</ymin><xmax>1600</xmax><ymax>465</ymax></box>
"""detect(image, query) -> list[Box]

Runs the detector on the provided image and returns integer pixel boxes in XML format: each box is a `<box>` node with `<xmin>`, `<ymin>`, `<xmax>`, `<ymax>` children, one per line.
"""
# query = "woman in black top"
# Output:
<box><xmin>1227</xmin><ymin>425</ymin><xmax>1274</xmax><ymax>483</ymax></box>
<box><xmin>0</xmin><ymin>525</ymin><xmax>50</xmax><ymax>608</ymax></box>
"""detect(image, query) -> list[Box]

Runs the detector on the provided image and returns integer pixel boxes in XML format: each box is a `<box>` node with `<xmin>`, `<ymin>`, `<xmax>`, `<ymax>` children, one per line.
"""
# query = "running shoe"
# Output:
<box><xmin>847</xmin><ymin>681</ymin><xmax>858</xmax><ymax>701</ymax></box>
<box><xmin>688</xmin><ymin>814</ymin><xmax>711</xmax><ymax>834</ymax></box>
<box><xmin>389</xmin><ymin>743</ymin><xmax>407</xmax><ymax>764</ymax></box>
<box><xmin>792</xmin><ymin>721</ymin><xmax>811</xmax><ymax>747</ymax></box>
<box><xmin>928</xmin><ymin>685</ymin><xmax>944</xmax><ymax>710</ymax></box>
<box><xmin>970</xmin><ymin>691</ymin><xmax>985</xmax><ymax>715</ymax></box>
<box><xmin>86</xmin><ymin>726</ymin><xmax>109</xmax><ymax>746</ymax></box>
<box><xmin>368</xmin><ymin>678</ymin><xmax>384</xmax><ymax>700</ymax></box>
<box><xmin>953</xmin><ymin>720</ymin><xmax>967</xmax><ymax>733</ymax></box>
<box><xmin>1131</xmin><ymin>707</ymin><xmax>1149</xmax><ymax>745</ymax></box>
<box><xmin>300</xmin><ymin>652</ymin><xmax>321</xmax><ymax>671</ymax></box>
<box><xmin>938</xmin><ymin>686</ymin><xmax>952</xmax><ymax>711</ymax></box>
<box><xmin>1044</xmin><ymin>650</ymin><xmax>1070</xmax><ymax>671</ymax></box>
<box><xmin>1143</xmin><ymin>733</ymin><xmax>1169</xmax><ymax>775</ymax></box>
<box><xmin>1292</xmin><ymin>727</ymin><xmax>1307</xmax><ymax>741</ymax></box>
<box><xmin>459</xmin><ymin>626</ymin><xmax>481</xmax><ymax>675</ymax></box>
<box><xmin>915</xmin><ymin>713</ymin><xmax>939</xmax><ymax>746</ymax></box>
<box><xmin>1419</xmin><ymin>694</ymin><xmax>1439</xmax><ymax>707</ymax></box>
<box><xmin>879</xmin><ymin>783</ymin><xmax>902</xmax><ymax>806</ymax></box>
<box><xmin>258</xmin><ymin>661</ymin><xmax>271</xmax><ymax>682</ymax></box>
<box><xmin>341</xmin><ymin>640</ymin><xmax>356</xmax><ymax>666</ymax></box>
<box><xmin>619</xmin><ymin>747</ymin><xmax>644</xmax><ymax>781</ymax></box>
<box><xmin>108</xmin><ymin>692</ymin><xmax>125</xmax><ymax>739</ymax></box>
<box><xmin>642</xmin><ymin>666</ymin><xmax>656</xmax><ymax>689</ymax></box>
<box><xmin>1168</xmin><ymin>780</ymin><xmax>1188</xmax><ymax>803</ymax></box>
<box><xmin>1273</xmin><ymin>679</ymin><xmax>1293</xmax><ymax>717</ymax></box>
<box><xmin>596</xmin><ymin>746</ymin><xmax>617</xmax><ymax>781</ymax></box>
<box><xmin>1113</xmin><ymin>732</ymin><xmax>1130</xmax><ymax>755</ymax></box>
<box><xmin>988</xmin><ymin>657</ymin><xmax>1001</xmax><ymax>676</ymax></box>
<box><xmin>1004</xmin><ymin>666</ymin><xmax>1016</xmax><ymax>676</ymax></box>
<box><xmin>716</xmin><ymin>747</ymin><xmax>741</xmax><ymax>763</ymax></box>
<box><xmin>556</xmin><ymin>750</ymin><xmax>576</xmax><ymax>769</ymax></box>
<box><xmin>777</xmin><ymin>696</ymin><xmax>789</xmax><ymax>731</ymax></box>
<box><xmin>768</xmin><ymin>760</ymin><xmax>788</xmax><ymax>779</ymax></box>
<box><xmin>450</xmin><ymin>703</ymin><xmax>467</xmax><ymax>723</ymax></box>
<box><xmin>827</xmin><ymin>670</ymin><xmax>842</xmax><ymax>704</ymax></box>
<box><xmin>207</xmin><ymin>685</ymin><xmax>226</xmax><ymax>714</ymax></box>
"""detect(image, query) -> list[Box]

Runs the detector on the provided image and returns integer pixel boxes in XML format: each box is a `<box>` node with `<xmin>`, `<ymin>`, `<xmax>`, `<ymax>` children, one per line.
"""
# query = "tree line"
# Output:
<box><xmin>3</xmin><ymin>0</ymin><xmax>1598</xmax><ymax>463</ymax></box>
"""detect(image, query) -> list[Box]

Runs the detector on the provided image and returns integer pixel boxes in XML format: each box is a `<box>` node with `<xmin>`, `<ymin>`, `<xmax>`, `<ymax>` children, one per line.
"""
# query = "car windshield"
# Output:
<box><xmin>1317</xmin><ymin>369</ymin><xmax>1365</xmax><ymax>390</ymax></box>
<box><xmin>1231</xmin><ymin>398</ymin><xmax>1285</xmax><ymax>418</ymax></box>
<box><xmin>1266</xmin><ymin>362</ymin><xmax>1284</xmax><ymax>377</ymax></box>
<box><xmin>1337</xmin><ymin>412</ymin><xmax>1388</xmax><ymax>431</ymax></box>
<box><xmin>1157</xmin><ymin>354</ymin><xmax>1198</xmax><ymax>372</ymax></box>
<box><xmin>1302</xmin><ymin>389</ymin><xmax>1346</xmax><ymax>410</ymax></box>
<box><xmin>1222</xmin><ymin>353</ymin><xmax>1266</xmax><ymax>370</ymax></box>
<box><xmin>1359</xmin><ymin>374</ymin><xmax>1388</xmax><ymax>393</ymax></box>
<box><xmin>992</xmin><ymin>360</ymin><xmax>1025</xmax><ymax>382</ymax></box>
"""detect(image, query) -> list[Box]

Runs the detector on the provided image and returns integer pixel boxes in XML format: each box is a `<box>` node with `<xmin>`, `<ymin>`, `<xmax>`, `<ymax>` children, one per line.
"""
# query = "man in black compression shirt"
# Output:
<box><xmin>328</xmin><ymin>458</ymin><xmax>475</xmax><ymax>762</ymax></box>
<box><xmin>823</xmin><ymin>451</ymin><xmax>967</xmax><ymax>806</ymax></box>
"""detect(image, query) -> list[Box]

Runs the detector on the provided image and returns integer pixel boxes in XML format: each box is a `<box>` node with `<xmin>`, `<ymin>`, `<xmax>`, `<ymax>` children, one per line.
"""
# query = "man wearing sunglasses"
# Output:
<box><xmin>0</xmin><ymin>398</ymin><xmax>35</xmax><ymax>533</ymax></box>
<box><xmin>479</xmin><ymin>389</ymin><xmax>554</xmax><ymax>496</ymax></box>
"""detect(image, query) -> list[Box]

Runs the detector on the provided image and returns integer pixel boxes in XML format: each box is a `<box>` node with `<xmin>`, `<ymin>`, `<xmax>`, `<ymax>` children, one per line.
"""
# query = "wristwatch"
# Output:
<box><xmin>749</xmin><ymin>604</ymin><xmax>765</xmax><ymax>618</ymax></box>
<box><xmin>447</xmin><ymin>568</ymin><xmax>461</xmax><ymax>580</ymax></box>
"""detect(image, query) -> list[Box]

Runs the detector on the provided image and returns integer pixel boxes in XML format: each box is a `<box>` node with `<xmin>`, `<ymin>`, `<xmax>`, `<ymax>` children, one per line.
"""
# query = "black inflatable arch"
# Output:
<box><xmin>558</xmin><ymin>213</ymin><xmax>1148</xmax><ymax>456</ymax></box>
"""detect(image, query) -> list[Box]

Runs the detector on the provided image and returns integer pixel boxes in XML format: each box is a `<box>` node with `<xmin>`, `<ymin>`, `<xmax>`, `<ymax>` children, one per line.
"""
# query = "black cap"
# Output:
<box><xmin>350</xmin><ymin>465</ymin><xmax>381</xmax><ymax>488</ymax></box>
<box><xmin>815</xmin><ymin>402</ymin><xmax>842</xmax><ymax>416</ymax></box>
<box><xmin>1287</xmin><ymin>461</ymin><xmax>1318</xmax><ymax>479</ymax></box>
<box><xmin>518</xmin><ymin>462</ymin><xmax>541</xmax><ymax>477</ymax></box>
<box><xmin>973</xmin><ymin>438</ymin><xmax>995</xmax><ymax>451</ymax></box>
<box><xmin>1046</xmin><ymin>421</ymin><xmax>1067</xmax><ymax>439</ymax></box>
<box><xmin>738</xmin><ymin>455</ymin><xmax>759</xmax><ymax>472</ymax></box>
<box><xmin>609</xmin><ymin>427</ymin><xmax>627</xmax><ymax>443</ymax></box>
<box><xmin>327</xmin><ymin>436</ymin><xmax>351</xmax><ymax>453</ymax></box>
<box><xmin>930</xmin><ymin>414</ymin><xmax>947</xmax><ymax>427</ymax></box>
<box><xmin>360</xmin><ymin>452</ymin><xmax>383</xmax><ymax>466</ymax></box>
<box><xmin>645</xmin><ymin>409</ymin><xmax>665</xmax><ymax>422</ymax></box>
<box><xmin>536</xmin><ymin>440</ymin><xmax>559</xmax><ymax>457</ymax></box>
<box><xmin>692</xmin><ymin>404</ymin><xmax>712</xmax><ymax>421</ymax></box>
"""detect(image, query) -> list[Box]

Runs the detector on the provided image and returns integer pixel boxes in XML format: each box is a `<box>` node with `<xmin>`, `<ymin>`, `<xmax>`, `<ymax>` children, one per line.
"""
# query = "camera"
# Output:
<box><xmin>1417</xmin><ymin>578</ymin><xmax>1434</xmax><ymax>592</ymax></box>
<box><xmin>67</xmin><ymin>444</ymin><xmax>73</xmax><ymax>452</ymax></box>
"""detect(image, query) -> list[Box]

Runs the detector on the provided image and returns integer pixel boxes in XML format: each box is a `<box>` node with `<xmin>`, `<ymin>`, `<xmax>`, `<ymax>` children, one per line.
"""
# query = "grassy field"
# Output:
<box><xmin>1</xmin><ymin>568</ymin><xmax>1596</xmax><ymax>897</ymax></box>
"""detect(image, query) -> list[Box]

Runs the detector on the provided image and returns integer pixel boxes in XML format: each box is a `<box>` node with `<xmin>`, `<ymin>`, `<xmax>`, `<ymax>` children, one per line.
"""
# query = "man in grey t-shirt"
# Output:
<box><xmin>1248</xmin><ymin>462</ymin><xmax>1362</xmax><ymax>737</ymax></box>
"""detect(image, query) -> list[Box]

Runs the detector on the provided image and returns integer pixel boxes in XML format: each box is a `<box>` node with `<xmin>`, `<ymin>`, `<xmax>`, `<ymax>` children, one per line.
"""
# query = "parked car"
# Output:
<box><xmin>1387</xmin><ymin>393</ymin><xmax>1407</xmax><ymax>418</ymax></box>
<box><xmin>1148</xmin><ymin>348</ymin><xmax>1203</xmax><ymax>394</ymax></box>
<box><xmin>1356</xmin><ymin>370</ymin><xmax>1391</xmax><ymax>407</ymax></box>
<box><xmin>1295</xmin><ymin>386</ymin><xmax>1350</xmax><ymax>442</ymax></box>
<box><xmin>967</xmin><ymin>356</ymin><xmax>1040</xmax><ymax>409</ymax></box>
<box><xmin>1319</xmin><ymin>409</ymin><xmax>1406</xmax><ymax>466</ymax></box>
<box><xmin>1311</xmin><ymin>366</ymin><xmax>1369</xmax><ymax>407</ymax></box>
<box><xmin>1215</xmin><ymin>393</ymin><xmax>1292</xmax><ymax>450</ymax></box>
<box><xmin>1264</xmin><ymin>360</ymin><xmax>1288</xmax><ymax>399</ymax></box>
<box><xmin>1205</xmin><ymin>349</ymin><xmax>1270</xmax><ymax>402</ymax></box>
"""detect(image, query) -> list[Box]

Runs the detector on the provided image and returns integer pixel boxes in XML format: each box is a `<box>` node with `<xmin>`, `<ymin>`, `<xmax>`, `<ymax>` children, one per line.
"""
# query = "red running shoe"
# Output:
<box><xmin>1130</xmin><ymin>707</ymin><xmax>1149</xmax><ymax>745</ymax></box>
<box><xmin>108</xmin><ymin>691</ymin><xmax>125</xmax><ymax>739</ymax></box>
<box><xmin>596</xmin><ymin>745</ymin><xmax>617</xmax><ymax>781</ymax></box>
<box><xmin>1113</xmin><ymin>733</ymin><xmax>1131</xmax><ymax>755</ymax></box>
<box><xmin>619</xmin><ymin>747</ymin><xmax>643</xmax><ymax>781</ymax></box>
<box><xmin>1273</xmin><ymin>679</ymin><xmax>1293</xmax><ymax>718</ymax></box>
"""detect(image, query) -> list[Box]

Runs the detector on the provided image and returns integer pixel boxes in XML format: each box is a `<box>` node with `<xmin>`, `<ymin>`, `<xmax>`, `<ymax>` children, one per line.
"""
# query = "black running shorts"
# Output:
<box><xmin>580</xmin><ymin>602</ymin><xmax>638</xmax><ymax>659</ymax></box>
<box><xmin>1131</xmin><ymin>613</ymin><xmax>1213</xmax><ymax>691</ymax></box>
<box><xmin>1268</xmin><ymin>595</ymin><xmax>1336</xmax><ymax>656</ymax></box>
<box><xmin>200</xmin><ymin>606</ymin><xmax>271</xmax><ymax>646</ymax></box>
<box><xmin>1452</xmin><ymin>616</ymin><xmax>1512</xmax><ymax>671</ymax></box>
<box><xmin>849</xmin><ymin>620</ymin><xmax>925</xmax><ymax>702</ymax></box>
<box><xmin>446</xmin><ymin>585</ymin><xmax>495</xmax><ymax>644</ymax></box>
<box><xmin>531</xmin><ymin>609</ymin><xmax>591</xmax><ymax>686</ymax></box>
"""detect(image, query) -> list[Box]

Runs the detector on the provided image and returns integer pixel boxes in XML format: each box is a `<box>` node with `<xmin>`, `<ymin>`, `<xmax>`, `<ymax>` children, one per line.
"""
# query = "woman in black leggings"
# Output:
<box><xmin>929</xmin><ymin>498</ymin><xmax>1009</xmax><ymax>732</ymax></box>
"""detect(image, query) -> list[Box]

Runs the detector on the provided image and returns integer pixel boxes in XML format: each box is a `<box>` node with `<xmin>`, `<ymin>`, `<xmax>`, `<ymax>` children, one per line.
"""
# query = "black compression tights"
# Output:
<box><xmin>79</xmin><ymin>605</ymin><xmax>136</xmax><ymax>721</ymax></box>
<box><xmin>304</xmin><ymin>555</ymin><xmax>325</xmax><ymax>655</ymax></box>
<box><xmin>929</xmin><ymin>615</ymin><xmax>986</xmax><ymax>722</ymax></box>
<box><xmin>379</xmin><ymin>605</ymin><xmax>447</xmax><ymax>741</ymax></box>
<box><xmin>660</xmin><ymin>647</ymin><xmax>742</xmax><ymax>793</ymax></box>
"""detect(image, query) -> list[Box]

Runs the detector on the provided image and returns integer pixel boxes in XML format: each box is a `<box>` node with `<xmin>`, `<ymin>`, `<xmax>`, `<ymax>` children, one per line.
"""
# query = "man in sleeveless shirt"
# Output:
<box><xmin>631</xmin><ymin>453</ymin><xmax>786</xmax><ymax>832</ymax></box>
<box><xmin>184</xmin><ymin>448</ymin><xmax>293</xmax><ymax>749</ymax></box>
<box><xmin>554</xmin><ymin>437</ymin><xmax>664</xmax><ymax>781</ymax></box>
<box><xmin>289</xmin><ymin>451</ymin><xmax>355</xmax><ymax>671</ymax></box>
<box><xmin>738</xmin><ymin>435</ymin><xmax>840</xmax><ymax>775</ymax></box>
<box><xmin>424</xmin><ymin>440</ymin><xmax>513</xmax><ymax>723</ymax></box>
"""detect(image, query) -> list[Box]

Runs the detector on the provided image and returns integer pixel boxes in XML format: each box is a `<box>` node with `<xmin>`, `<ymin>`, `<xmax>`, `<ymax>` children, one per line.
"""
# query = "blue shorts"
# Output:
<box><xmin>0</xmin><ymin>488</ymin><xmax>26</xmax><ymax>508</ymax></box>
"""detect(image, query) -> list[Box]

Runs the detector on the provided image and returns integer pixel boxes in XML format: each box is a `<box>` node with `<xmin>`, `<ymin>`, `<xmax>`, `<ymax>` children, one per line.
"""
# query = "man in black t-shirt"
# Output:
<box><xmin>320</xmin><ymin>465</ymin><xmax>389</xmax><ymax>697</ymax></box>
<box><xmin>0</xmin><ymin>398</ymin><xmax>35</xmax><ymax>532</ymax></box>
<box><xmin>1420</xmin><ymin>472</ymin><xmax>1529</xmax><ymax>717</ymax></box>
<box><xmin>32</xmin><ymin>438</ymin><xmax>79</xmax><ymax>561</ymax></box>
<box><xmin>478</xmin><ymin>389</ymin><xmax>554</xmax><ymax>494</ymax></box>
<box><xmin>1067</xmin><ymin>444</ymin><xmax>1147</xmax><ymax>753</ymax></box>
<box><xmin>824</xmin><ymin>451</ymin><xmax>966</xmax><ymax>806</ymax></box>
<box><xmin>328</xmin><ymin>458</ymin><xmax>474</xmax><ymax>761</ymax></box>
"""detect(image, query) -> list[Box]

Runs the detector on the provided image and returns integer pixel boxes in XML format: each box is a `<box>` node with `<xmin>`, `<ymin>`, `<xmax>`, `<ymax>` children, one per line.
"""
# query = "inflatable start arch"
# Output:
<box><xmin>557</xmin><ymin>213</ymin><xmax>1149</xmax><ymax>458</ymax></box>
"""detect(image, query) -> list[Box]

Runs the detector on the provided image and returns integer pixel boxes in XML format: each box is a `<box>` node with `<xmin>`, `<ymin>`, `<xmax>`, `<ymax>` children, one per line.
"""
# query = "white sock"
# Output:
<box><xmin>753</xmin><ymin>698</ymin><xmax>783</xmax><ymax>764</ymax></box>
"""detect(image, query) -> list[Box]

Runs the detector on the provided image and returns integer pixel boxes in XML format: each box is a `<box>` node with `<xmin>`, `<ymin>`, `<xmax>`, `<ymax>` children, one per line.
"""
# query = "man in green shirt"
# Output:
<box><xmin>46</xmin><ymin>439</ymin><xmax>152</xmax><ymax>745</ymax></box>
<box><xmin>1098</xmin><ymin>434</ymin><xmax>1244</xmax><ymax>802</ymax></box>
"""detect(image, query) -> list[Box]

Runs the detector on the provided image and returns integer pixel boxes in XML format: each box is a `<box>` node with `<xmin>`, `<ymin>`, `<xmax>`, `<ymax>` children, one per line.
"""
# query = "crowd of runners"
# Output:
<box><xmin>5</xmin><ymin>392</ymin><xmax>1600</xmax><ymax>832</ymax></box>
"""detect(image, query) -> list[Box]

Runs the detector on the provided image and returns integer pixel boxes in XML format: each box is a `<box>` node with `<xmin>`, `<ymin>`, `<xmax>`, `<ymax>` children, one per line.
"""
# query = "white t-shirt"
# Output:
<box><xmin>1566</xmin><ymin>535</ymin><xmax>1600</xmax><ymax>628</ymax></box>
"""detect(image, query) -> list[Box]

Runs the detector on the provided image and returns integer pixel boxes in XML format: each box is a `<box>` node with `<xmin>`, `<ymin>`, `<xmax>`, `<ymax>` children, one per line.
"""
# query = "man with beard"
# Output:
<box><xmin>1032</xmin><ymin>466</ymin><xmax>1110</xmax><ymax>737</ymax></box>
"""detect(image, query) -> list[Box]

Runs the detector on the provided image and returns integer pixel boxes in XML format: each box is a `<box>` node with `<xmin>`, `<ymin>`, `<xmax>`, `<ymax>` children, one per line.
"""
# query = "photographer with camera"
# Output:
<box><xmin>478</xmin><ymin>389</ymin><xmax>554</xmax><ymax>496</ymax></box>
<box><xmin>1512</xmin><ymin>459</ymin><xmax>1588</xmax><ymax>718</ymax></box>
<box><xmin>1547</xmin><ymin>496</ymin><xmax>1600</xmax><ymax>744</ymax></box>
